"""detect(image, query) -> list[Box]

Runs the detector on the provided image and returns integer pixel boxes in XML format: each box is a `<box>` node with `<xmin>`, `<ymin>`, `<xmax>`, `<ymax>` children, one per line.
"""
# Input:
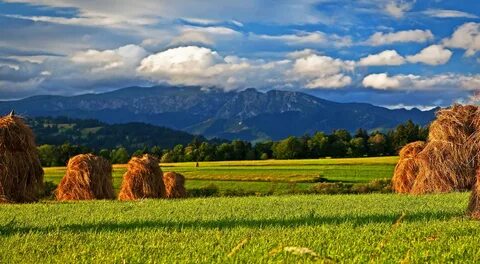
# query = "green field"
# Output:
<box><xmin>1</xmin><ymin>193</ymin><xmax>478</xmax><ymax>263</ymax></box>
<box><xmin>44</xmin><ymin>156</ymin><xmax>398</xmax><ymax>195</ymax></box>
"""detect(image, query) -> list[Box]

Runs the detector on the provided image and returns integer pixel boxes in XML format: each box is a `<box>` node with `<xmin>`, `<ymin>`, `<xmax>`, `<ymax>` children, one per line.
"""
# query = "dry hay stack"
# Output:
<box><xmin>428</xmin><ymin>104</ymin><xmax>478</xmax><ymax>143</ymax></box>
<box><xmin>118</xmin><ymin>154</ymin><xmax>165</xmax><ymax>201</ymax></box>
<box><xmin>163</xmin><ymin>171</ymin><xmax>187</xmax><ymax>198</ymax></box>
<box><xmin>392</xmin><ymin>141</ymin><xmax>425</xmax><ymax>193</ymax></box>
<box><xmin>412</xmin><ymin>105</ymin><xmax>480</xmax><ymax>194</ymax></box>
<box><xmin>393</xmin><ymin>104</ymin><xmax>480</xmax><ymax>195</ymax></box>
<box><xmin>411</xmin><ymin>140</ymin><xmax>477</xmax><ymax>194</ymax></box>
<box><xmin>56</xmin><ymin>154</ymin><xmax>114</xmax><ymax>201</ymax></box>
<box><xmin>0</xmin><ymin>113</ymin><xmax>44</xmax><ymax>203</ymax></box>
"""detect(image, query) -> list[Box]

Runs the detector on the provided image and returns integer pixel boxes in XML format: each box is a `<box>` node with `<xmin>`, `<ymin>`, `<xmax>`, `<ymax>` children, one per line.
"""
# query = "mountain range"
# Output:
<box><xmin>0</xmin><ymin>86</ymin><xmax>437</xmax><ymax>141</ymax></box>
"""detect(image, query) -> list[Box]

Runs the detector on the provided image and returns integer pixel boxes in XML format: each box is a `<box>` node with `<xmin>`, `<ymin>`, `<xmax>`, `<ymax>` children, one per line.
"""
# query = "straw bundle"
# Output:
<box><xmin>411</xmin><ymin>140</ymin><xmax>476</xmax><ymax>194</ymax></box>
<box><xmin>0</xmin><ymin>112</ymin><xmax>44</xmax><ymax>203</ymax></box>
<box><xmin>392</xmin><ymin>141</ymin><xmax>425</xmax><ymax>193</ymax></box>
<box><xmin>118</xmin><ymin>154</ymin><xmax>165</xmax><ymax>200</ymax></box>
<box><xmin>393</xmin><ymin>105</ymin><xmax>480</xmax><ymax>195</ymax></box>
<box><xmin>163</xmin><ymin>171</ymin><xmax>187</xmax><ymax>198</ymax></box>
<box><xmin>428</xmin><ymin>105</ymin><xmax>478</xmax><ymax>143</ymax></box>
<box><xmin>56</xmin><ymin>154</ymin><xmax>114</xmax><ymax>201</ymax></box>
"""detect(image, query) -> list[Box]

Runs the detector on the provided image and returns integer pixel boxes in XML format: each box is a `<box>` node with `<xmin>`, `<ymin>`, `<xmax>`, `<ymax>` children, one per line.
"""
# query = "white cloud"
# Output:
<box><xmin>423</xmin><ymin>9</ymin><xmax>479</xmax><ymax>19</ymax></box>
<box><xmin>363</xmin><ymin>72</ymin><xmax>480</xmax><ymax>90</ymax></box>
<box><xmin>443</xmin><ymin>22</ymin><xmax>480</xmax><ymax>56</ymax></box>
<box><xmin>384</xmin><ymin>1</ymin><xmax>414</xmax><ymax>18</ymax></box>
<box><xmin>137</xmin><ymin>46</ymin><xmax>291</xmax><ymax>90</ymax></box>
<box><xmin>304</xmin><ymin>74</ymin><xmax>352</xmax><ymax>89</ymax></box>
<box><xmin>290</xmin><ymin>52</ymin><xmax>355</xmax><ymax>88</ymax></box>
<box><xmin>406</xmin><ymin>45</ymin><xmax>452</xmax><ymax>65</ymax></box>
<box><xmin>4</xmin><ymin>14</ymin><xmax>154</xmax><ymax>29</ymax></box>
<box><xmin>251</xmin><ymin>31</ymin><xmax>352</xmax><ymax>47</ymax></box>
<box><xmin>362</xmin><ymin>73</ymin><xmax>402</xmax><ymax>89</ymax></box>
<box><xmin>169</xmin><ymin>26</ymin><xmax>241</xmax><ymax>46</ymax></box>
<box><xmin>358</xmin><ymin>50</ymin><xmax>405</xmax><ymax>66</ymax></box>
<box><xmin>286</xmin><ymin>49</ymin><xmax>319</xmax><ymax>59</ymax></box>
<box><xmin>71</xmin><ymin>44</ymin><xmax>147</xmax><ymax>73</ymax></box>
<box><xmin>365</xmin><ymin>29</ymin><xmax>434</xmax><ymax>46</ymax></box>
<box><xmin>137</xmin><ymin>46</ymin><xmax>355</xmax><ymax>90</ymax></box>
<box><xmin>3</xmin><ymin>0</ymin><xmax>327</xmax><ymax>26</ymax></box>
<box><xmin>460</xmin><ymin>75</ymin><xmax>480</xmax><ymax>90</ymax></box>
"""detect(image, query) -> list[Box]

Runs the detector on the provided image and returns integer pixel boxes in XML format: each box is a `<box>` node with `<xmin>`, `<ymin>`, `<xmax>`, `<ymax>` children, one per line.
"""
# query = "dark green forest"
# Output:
<box><xmin>31</xmin><ymin>117</ymin><xmax>428</xmax><ymax>166</ymax></box>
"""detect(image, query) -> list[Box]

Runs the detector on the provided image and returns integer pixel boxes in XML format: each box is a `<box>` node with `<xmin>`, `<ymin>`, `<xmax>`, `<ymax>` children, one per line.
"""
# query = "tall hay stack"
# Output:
<box><xmin>56</xmin><ymin>154</ymin><xmax>114</xmax><ymax>201</ymax></box>
<box><xmin>0</xmin><ymin>112</ymin><xmax>44</xmax><ymax>203</ymax></box>
<box><xmin>393</xmin><ymin>104</ymin><xmax>480</xmax><ymax>195</ymax></box>
<box><xmin>118</xmin><ymin>154</ymin><xmax>165</xmax><ymax>200</ymax></box>
<box><xmin>392</xmin><ymin>141</ymin><xmax>425</xmax><ymax>193</ymax></box>
<box><xmin>163</xmin><ymin>171</ymin><xmax>187</xmax><ymax>198</ymax></box>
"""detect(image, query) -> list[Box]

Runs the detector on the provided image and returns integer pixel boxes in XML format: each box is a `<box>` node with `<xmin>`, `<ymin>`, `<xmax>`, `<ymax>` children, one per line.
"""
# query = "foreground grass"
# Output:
<box><xmin>1</xmin><ymin>193</ymin><xmax>479</xmax><ymax>263</ymax></box>
<box><xmin>44</xmin><ymin>157</ymin><xmax>397</xmax><ymax>194</ymax></box>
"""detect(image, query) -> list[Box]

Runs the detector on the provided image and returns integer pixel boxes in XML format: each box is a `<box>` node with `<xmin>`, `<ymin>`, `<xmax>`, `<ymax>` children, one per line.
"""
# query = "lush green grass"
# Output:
<box><xmin>1</xmin><ymin>193</ymin><xmax>479</xmax><ymax>263</ymax></box>
<box><xmin>44</xmin><ymin>157</ymin><xmax>397</xmax><ymax>195</ymax></box>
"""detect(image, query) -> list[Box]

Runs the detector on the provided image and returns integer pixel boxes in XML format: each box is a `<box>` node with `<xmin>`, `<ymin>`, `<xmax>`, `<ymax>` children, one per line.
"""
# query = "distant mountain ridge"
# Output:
<box><xmin>0</xmin><ymin>86</ymin><xmax>437</xmax><ymax>141</ymax></box>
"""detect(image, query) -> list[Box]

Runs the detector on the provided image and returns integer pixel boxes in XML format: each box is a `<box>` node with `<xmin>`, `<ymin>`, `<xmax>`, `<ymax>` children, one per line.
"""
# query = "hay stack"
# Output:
<box><xmin>412</xmin><ymin>105</ymin><xmax>479</xmax><ymax>194</ymax></box>
<box><xmin>428</xmin><ymin>105</ymin><xmax>478</xmax><ymax>142</ymax></box>
<box><xmin>56</xmin><ymin>154</ymin><xmax>114</xmax><ymax>201</ymax></box>
<box><xmin>392</xmin><ymin>141</ymin><xmax>425</xmax><ymax>193</ymax></box>
<box><xmin>0</xmin><ymin>112</ymin><xmax>44</xmax><ymax>203</ymax></box>
<box><xmin>163</xmin><ymin>171</ymin><xmax>187</xmax><ymax>198</ymax></box>
<box><xmin>411</xmin><ymin>141</ymin><xmax>477</xmax><ymax>194</ymax></box>
<box><xmin>118</xmin><ymin>154</ymin><xmax>165</xmax><ymax>200</ymax></box>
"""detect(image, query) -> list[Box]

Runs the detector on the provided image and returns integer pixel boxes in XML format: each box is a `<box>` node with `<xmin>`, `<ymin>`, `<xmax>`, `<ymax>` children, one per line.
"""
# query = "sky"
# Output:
<box><xmin>0</xmin><ymin>0</ymin><xmax>480</xmax><ymax>109</ymax></box>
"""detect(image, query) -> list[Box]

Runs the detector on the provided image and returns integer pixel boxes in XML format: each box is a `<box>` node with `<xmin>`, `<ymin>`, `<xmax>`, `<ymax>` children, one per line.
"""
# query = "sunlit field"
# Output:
<box><xmin>1</xmin><ymin>193</ymin><xmax>478</xmax><ymax>263</ymax></box>
<box><xmin>43</xmin><ymin>157</ymin><xmax>398</xmax><ymax>195</ymax></box>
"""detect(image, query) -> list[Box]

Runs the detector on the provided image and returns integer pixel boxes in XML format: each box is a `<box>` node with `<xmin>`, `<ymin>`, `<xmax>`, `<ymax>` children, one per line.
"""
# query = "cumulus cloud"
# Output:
<box><xmin>362</xmin><ymin>73</ymin><xmax>402</xmax><ymax>89</ymax></box>
<box><xmin>406</xmin><ymin>45</ymin><xmax>452</xmax><ymax>65</ymax></box>
<box><xmin>423</xmin><ymin>9</ymin><xmax>479</xmax><ymax>19</ymax></box>
<box><xmin>363</xmin><ymin>72</ymin><xmax>480</xmax><ymax>90</ymax></box>
<box><xmin>365</xmin><ymin>29</ymin><xmax>434</xmax><ymax>46</ymax></box>
<box><xmin>137</xmin><ymin>46</ymin><xmax>355</xmax><ymax>90</ymax></box>
<box><xmin>251</xmin><ymin>31</ymin><xmax>352</xmax><ymax>47</ymax></box>
<box><xmin>384</xmin><ymin>1</ymin><xmax>415</xmax><ymax>18</ymax></box>
<box><xmin>358</xmin><ymin>50</ymin><xmax>405</xmax><ymax>66</ymax></box>
<box><xmin>286</xmin><ymin>49</ymin><xmax>319</xmax><ymax>59</ymax></box>
<box><xmin>290</xmin><ymin>52</ymin><xmax>355</xmax><ymax>88</ymax></box>
<box><xmin>443</xmin><ymin>22</ymin><xmax>480</xmax><ymax>56</ymax></box>
<box><xmin>71</xmin><ymin>44</ymin><xmax>147</xmax><ymax>73</ymax></box>
<box><xmin>137</xmin><ymin>46</ymin><xmax>290</xmax><ymax>90</ymax></box>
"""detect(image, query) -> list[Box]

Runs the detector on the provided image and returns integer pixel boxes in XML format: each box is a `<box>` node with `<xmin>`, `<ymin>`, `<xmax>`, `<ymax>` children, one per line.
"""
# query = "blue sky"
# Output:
<box><xmin>0</xmin><ymin>0</ymin><xmax>479</xmax><ymax>109</ymax></box>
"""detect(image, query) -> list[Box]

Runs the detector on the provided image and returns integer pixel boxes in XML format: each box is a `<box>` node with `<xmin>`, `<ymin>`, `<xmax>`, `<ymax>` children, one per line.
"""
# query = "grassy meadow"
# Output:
<box><xmin>1</xmin><ymin>193</ymin><xmax>479</xmax><ymax>263</ymax></box>
<box><xmin>44</xmin><ymin>156</ymin><xmax>398</xmax><ymax>195</ymax></box>
<box><xmin>2</xmin><ymin>156</ymin><xmax>480</xmax><ymax>262</ymax></box>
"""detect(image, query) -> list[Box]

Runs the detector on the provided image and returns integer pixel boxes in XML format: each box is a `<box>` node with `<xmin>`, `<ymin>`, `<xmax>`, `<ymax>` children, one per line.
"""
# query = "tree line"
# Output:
<box><xmin>37</xmin><ymin>120</ymin><xmax>427</xmax><ymax>166</ymax></box>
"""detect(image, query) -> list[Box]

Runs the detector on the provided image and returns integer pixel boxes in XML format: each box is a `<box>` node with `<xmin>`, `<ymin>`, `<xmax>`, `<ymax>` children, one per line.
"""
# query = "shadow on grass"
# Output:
<box><xmin>0</xmin><ymin>211</ymin><xmax>461</xmax><ymax>237</ymax></box>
